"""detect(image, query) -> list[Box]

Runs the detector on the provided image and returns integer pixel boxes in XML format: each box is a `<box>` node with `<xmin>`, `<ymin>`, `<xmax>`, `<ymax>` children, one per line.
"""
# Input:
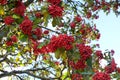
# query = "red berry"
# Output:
<box><xmin>4</xmin><ymin>16</ymin><xmax>14</xmax><ymax>25</ymax></box>
<box><xmin>44</xmin><ymin>30</ymin><xmax>49</xmax><ymax>34</ymax></box>
<box><xmin>11</xmin><ymin>35</ymin><xmax>18</xmax><ymax>42</ymax></box>
<box><xmin>75</xmin><ymin>15</ymin><xmax>82</xmax><ymax>22</ymax></box>
<box><xmin>6</xmin><ymin>41</ymin><xmax>13</xmax><ymax>46</ymax></box>
<box><xmin>70</xmin><ymin>22</ymin><xmax>76</xmax><ymax>29</ymax></box>
<box><xmin>86</xmin><ymin>11</ymin><xmax>92</xmax><ymax>18</ymax></box>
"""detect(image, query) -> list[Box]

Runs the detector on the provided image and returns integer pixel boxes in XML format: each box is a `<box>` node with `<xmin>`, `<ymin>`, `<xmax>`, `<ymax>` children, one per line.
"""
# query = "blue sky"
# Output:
<box><xmin>94</xmin><ymin>11</ymin><xmax>120</xmax><ymax>67</ymax></box>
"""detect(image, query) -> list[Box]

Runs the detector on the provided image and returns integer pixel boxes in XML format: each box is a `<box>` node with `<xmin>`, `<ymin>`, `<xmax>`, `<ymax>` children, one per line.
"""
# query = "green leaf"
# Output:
<box><xmin>55</xmin><ymin>49</ymin><xmax>61</xmax><ymax>59</ymax></box>
<box><xmin>33</xmin><ymin>18</ymin><xmax>42</xmax><ymax>25</ymax></box>
<box><xmin>61</xmin><ymin>51</ymin><xmax>67</xmax><ymax>61</ymax></box>
<box><xmin>86</xmin><ymin>57</ymin><xmax>92</xmax><ymax>68</ymax></box>
<box><xmin>52</xmin><ymin>17</ymin><xmax>62</xmax><ymax>27</ymax></box>
<box><xmin>55</xmin><ymin>48</ymin><xmax>65</xmax><ymax>59</ymax></box>
<box><xmin>16</xmin><ymin>17</ymin><xmax>24</xmax><ymax>24</ymax></box>
<box><xmin>42</xmin><ymin>10</ymin><xmax>50</xmax><ymax>27</ymax></box>
<box><xmin>12</xmin><ymin>14</ymin><xmax>20</xmax><ymax>19</ymax></box>
<box><xmin>61</xmin><ymin>72</ymin><xmax>71</xmax><ymax>80</ymax></box>
<box><xmin>37</xmin><ymin>42</ymin><xmax>45</xmax><ymax>48</ymax></box>
<box><xmin>52</xmin><ymin>18</ymin><xmax>56</xmax><ymax>27</ymax></box>
<box><xmin>19</xmin><ymin>34</ymin><xmax>28</xmax><ymax>42</ymax></box>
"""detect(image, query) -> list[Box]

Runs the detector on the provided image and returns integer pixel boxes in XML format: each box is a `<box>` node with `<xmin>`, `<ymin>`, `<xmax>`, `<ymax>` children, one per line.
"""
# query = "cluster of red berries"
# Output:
<box><xmin>92</xmin><ymin>72</ymin><xmax>111</xmax><ymax>80</ymax></box>
<box><xmin>6</xmin><ymin>35</ymin><xmax>18</xmax><ymax>46</ymax></box>
<box><xmin>47</xmin><ymin>0</ymin><xmax>63</xmax><ymax>17</ymax></box>
<box><xmin>48</xmin><ymin>34</ymin><xmax>74</xmax><ymax>52</ymax></box>
<box><xmin>72</xmin><ymin>73</ymin><xmax>83</xmax><ymax>80</ymax></box>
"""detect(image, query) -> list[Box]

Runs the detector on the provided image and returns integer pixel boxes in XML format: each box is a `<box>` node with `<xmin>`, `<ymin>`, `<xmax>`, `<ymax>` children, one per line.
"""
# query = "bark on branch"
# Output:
<box><xmin>0</xmin><ymin>68</ymin><xmax>59</xmax><ymax>80</ymax></box>
<box><xmin>24</xmin><ymin>0</ymin><xmax>34</xmax><ymax>7</ymax></box>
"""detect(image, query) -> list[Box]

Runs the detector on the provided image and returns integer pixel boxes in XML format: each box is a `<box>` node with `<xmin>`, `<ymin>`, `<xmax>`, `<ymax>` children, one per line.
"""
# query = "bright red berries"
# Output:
<box><xmin>93</xmin><ymin>6</ymin><xmax>99</xmax><ymax>11</ymax></box>
<box><xmin>70</xmin><ymin>15</ymin><xmax>82</xmax><ymax>29</ymax></box>
<box><xmin>70</xmin><ymin>22</ymin><xmax>76</xmax><ymax>29</ymax></box>
<box><xmin>55</xmin><ymin>61</ymin><xmax>60</xmax><ymax>65</ymax></box>
<box><xmin>32</xmin><ymin>28</ymin><xmax>42</xmax><ymax>40</ymax></box>
<box><xmin>31</xmin><ymin>34</ymin><xmax>74</xmax><ymax>55</ymax></box>
<box><xmin>31</xmin><ymin>40</ymin><xmax>40</xmax><ymax>55</ymax></box>
<box><xmin>20</xmin><ymin>18</ymin><xmax>33</xmax><ymax>35</ymax></box>
<box><xmin>72</xmin><ymin>73</ymin><xmax>83</xmax><ymax>80</ymax></box>
<box><xmin>35</xmin><ymin>12</ymin><xmax>42</xmax><ymax>18</ymax></box>
<box><xmin>31</xmin><ymin>40</ymin><xmax>50</xmax><ymax>55</ymax></box>
<box><xmin>105</xmin><ymin>58</ymin><xmax>117</xmax><ymax>74</ymax></box>
<box><xmin>11</xmin><ymin>35</ymin><xmax>18</xmax><ymax>43</ymax></box>
<box><xmin>4</xmin><ymin>16</ymin><xmax>14</xmax><ymax>25</ymax></box>
<box><xmin>77</xmin><ymin>44</ymin><xmax>92</xmax><ymax>60</ymax></box>
<box><xmin>47</xmin><ymin>0</ymin><xmax>61</xmax><ymax>5</ymax></box>
<box><xmin>14</xmin><ymin>1</ymin><xmax>26</xmax><ymax>16</ymax></box>
<box><xmin>0</xmin><ymin>0</ymin><xmax>7</xmax><ymax>5</ymax></box>
<box><xmin>47</xmin><ymin>0</ymin><xmax>63</xmax><ymax>17</ymax></box>
<box><xmin>86</xmin><ymin>11</ymin><xmax>92</xmax><ymax>18</ymax></box>
<box><xmin>92</xmin><ymin>72</ymin><xmax>111</xmax><ymax>80</ymax></box>
<box><xmin>95</xmin><ymin>50</ymin><xmax>103</xmax><ymax>60</ymax></box>
<box><xmin>6</xmin><ymin>35</ymin><xmax>18</xmax><ymax>46</ymax></box>
<box><xmin>48</xmin><ymin>5</ymin><xmax>63</xmax><ymax>17</ymax></box>
<box><xmin>69</xmin><ymin>60</ymin><xmax>86</xmax><ymax>70</ymax></box>
<box><xmin>6</xmin><ymin>41</ymin><xmax>13</xmax><ymax>46</ymax></box>
<box><xmin>117</xmin><ymin>67</ymin><xmax>120</xmax><ymax>73</ymax></box>
<box><xmin>69</xmin><ymin>44</ymin><xmax>92</xmax><ymax>70</ymax></box>
<box><xmin>48</xmin><ymin>34</ymin><xmax>74</xmax><ymax>52</ymax></box>
<box><xmin>44</xmin><ymin>30</ymin><xmax>49</xmax><ymax>34</ymax></box>
<box><xmin>75</xmin><ymin>15</ymin><xmax>82</xmax><ymax>22</ymax></box>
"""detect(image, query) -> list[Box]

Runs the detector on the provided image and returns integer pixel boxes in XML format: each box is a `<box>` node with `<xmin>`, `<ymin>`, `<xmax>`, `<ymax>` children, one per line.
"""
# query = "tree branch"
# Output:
<box><xmin>38</xmin><ymin>24</ymin><xmax>61</xmax><ymax>34</ymax></box>
<box><xmin>24</xmin><ymin>0</ymin><xmax>34</xmax><ymax>7</ymax></box>
<box><xmin>15</xmin><ymin>75</ymin><xmax>24</xmax><ymax>80</ymax></box>
<box><xmin>0</xmin><ymin>68</ymin><xmax>59</xmax><ymax>80</ymax></box>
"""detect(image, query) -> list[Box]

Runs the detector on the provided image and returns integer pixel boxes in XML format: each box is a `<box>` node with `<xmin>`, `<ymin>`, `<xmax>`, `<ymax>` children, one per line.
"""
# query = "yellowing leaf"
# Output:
<box><xmin>55</xmin><ymin>49</ymin><xmax>61</xmax><ymax>59</ymax></box>
<box><xmin>52</xmin><ymin>17</ymin><xmax>62</xmax><ymax>27</ymax></box>
<box><xmin>12</xmin><ymin>14</ymin><xmax>20</xmax><ymax>19</ymax></box>
<box><xmin>61</xmin><ymin>51</ymin><xmax>67</xmax><ymax>61</ymax></box>
<box><xmin>24</xmin><ymin>46</ymin><xmax>29</xmax><ymax>51</ymax></box>
<box><xmin>43</xmin><ymin>10</ymin><xmax>49</xmax><ymax>26</ymax></box>
<box><xmin>0</xmin><ymin>6</ymin><xmax>5</xmax><ymax>15</ymax></box>
<box><xmin>16</xmin><ymin>57</ymin><xmax>20</xmax><ymax>62</ymax></box>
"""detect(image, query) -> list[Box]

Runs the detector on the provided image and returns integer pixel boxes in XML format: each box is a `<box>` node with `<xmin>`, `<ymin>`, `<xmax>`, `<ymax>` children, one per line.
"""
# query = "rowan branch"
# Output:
<box><xmin>38</xmin><ymin>24</ymin><xmax>61</xmax><ymax>34</ymax></box>
<box><xmin>24</xmin><ymin>0</ymin><xmax>34</xmax><ymax>7</ymax></box>
<box><xmin>0</xmin><ymin>67</ymin><xmax>59</xmax><ymax>80</ymax></box>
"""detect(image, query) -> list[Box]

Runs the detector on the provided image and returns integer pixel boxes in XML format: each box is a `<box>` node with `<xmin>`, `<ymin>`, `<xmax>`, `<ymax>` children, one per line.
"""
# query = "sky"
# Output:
<box><xmin>94</xmin><ymin>11</ymin><xmax>120</xmax><ymax>67</ymax></box>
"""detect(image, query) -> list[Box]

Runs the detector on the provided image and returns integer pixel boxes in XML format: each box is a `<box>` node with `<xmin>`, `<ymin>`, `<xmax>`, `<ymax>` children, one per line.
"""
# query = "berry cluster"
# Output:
<box><xmin>92</xmin><ymin>72</ymin><xmax>111</xmax><ymax>80</ymax></box>
<box><xmin>19</xmin><ymin>18</ymin><xmax>33</xmax><ymax>35</ymax></box>
<box><xmin>47</xmin><ymin>0</ymin><xmax>63</xmax><ymax>17</ymax></box>
<box><xmin>6</xmin><ymin>35</ymin><xmax>18</xmax><ymax>46</ymax></box>
<box><xmin>48</xmin><ymin>34</ymin><xmax>74</xmax><ymax>52</ymax></box>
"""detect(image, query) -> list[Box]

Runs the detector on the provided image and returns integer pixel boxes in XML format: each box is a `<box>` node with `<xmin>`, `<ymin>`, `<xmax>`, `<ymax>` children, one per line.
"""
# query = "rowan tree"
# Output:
<box><xmin>0</xmin><ymin>0</ymin><xmax>120</xmax><ymax>80</ymax></box>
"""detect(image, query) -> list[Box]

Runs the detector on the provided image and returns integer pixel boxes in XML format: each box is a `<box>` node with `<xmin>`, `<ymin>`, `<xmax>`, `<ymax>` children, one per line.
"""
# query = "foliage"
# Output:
<box><xmin>0</xmin><ymin>0</ymin><xmax>120</xmax><ymax>80</ymax></box>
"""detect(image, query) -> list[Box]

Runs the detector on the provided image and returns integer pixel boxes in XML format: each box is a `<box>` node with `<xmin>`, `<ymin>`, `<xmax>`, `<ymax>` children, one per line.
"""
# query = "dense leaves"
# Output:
<box><xmin>0</xmin><ymin>0</ymin><xmax>120</xmax><ymax>80</ymax></box>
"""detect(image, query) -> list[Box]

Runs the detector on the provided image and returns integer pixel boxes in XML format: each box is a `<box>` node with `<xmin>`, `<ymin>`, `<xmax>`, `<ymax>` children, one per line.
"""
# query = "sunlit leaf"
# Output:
<box><xmin>12</xmin><ymin>14</ymin><xmax>20</xmax><ymax>19</ymax></box>
<box><xmin>42</xmin><ymin>10</ymin><xmax>49</xmax><ymax>27</ymax></box>
<box><xmin>19</xmin><ymin>34</ymin><xmax>28</xmax><ymax>42</ymax></box>
<box><xmin>55</xmin><ymin>49</ymin><xmax>61</xmax><ymax>59</ymax></box>
<box><xmin>0</xmin><ymin>6</ymin><xmax>4</xmax><ymax>15</ymax></box>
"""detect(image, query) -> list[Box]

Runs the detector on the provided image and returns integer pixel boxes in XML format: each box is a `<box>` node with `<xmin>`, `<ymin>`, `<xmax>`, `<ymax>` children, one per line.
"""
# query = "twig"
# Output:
<box><xmin>38</xmin><ymin>24</ymin><xmax>61</xmax><ymax>34</ymax></box>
